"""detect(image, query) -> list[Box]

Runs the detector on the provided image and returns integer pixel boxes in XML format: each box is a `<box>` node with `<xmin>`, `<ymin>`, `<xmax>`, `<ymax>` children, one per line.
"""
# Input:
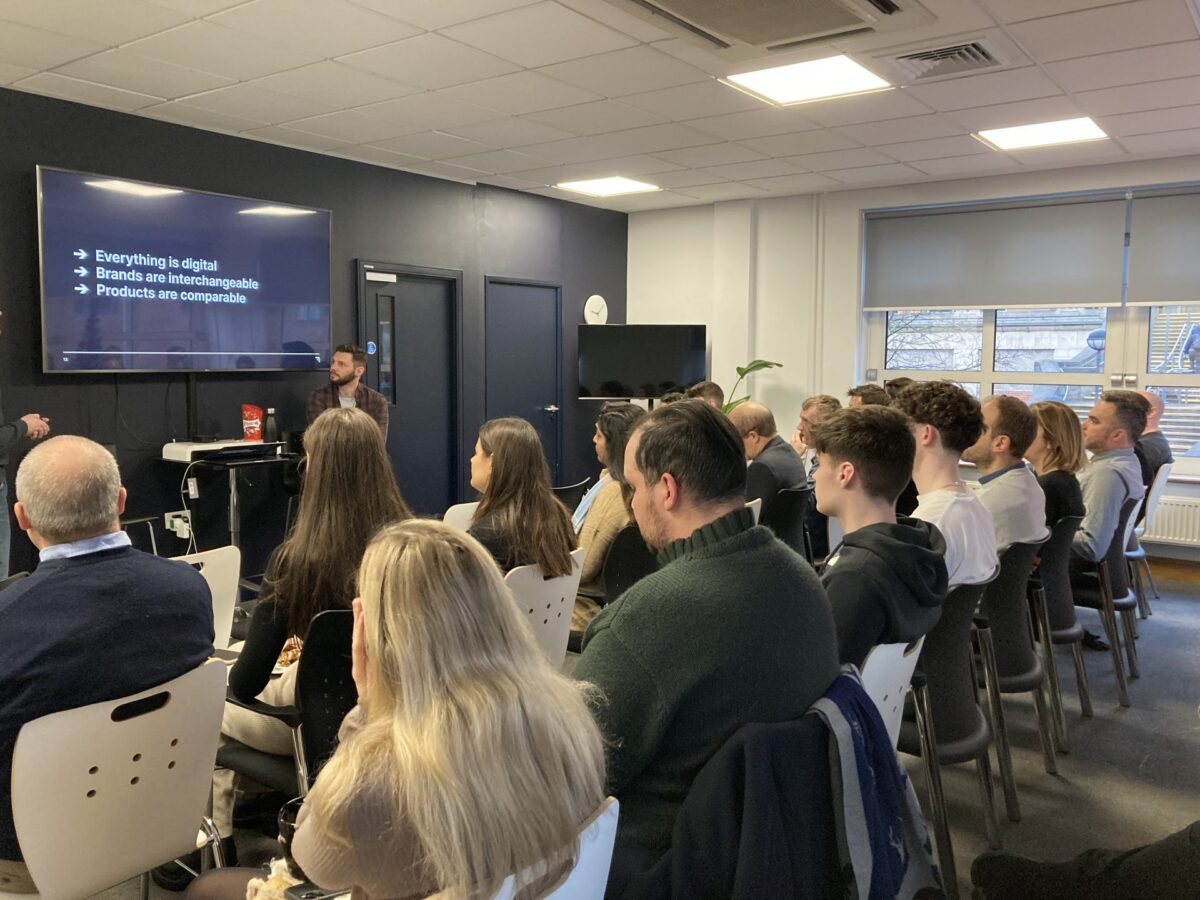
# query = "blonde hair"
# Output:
<box><xmin>1030</xmin><ymin>400</ymin><xmax>1087</xmax><ymax>475</ymax></box>
<box><xmin>307</xmin><ymin>520</ymin><xmax>606</xmax><ymax>898</ymax></box>
<box><xmin>15</xmin><ymin>436</ymin><xmax>121</xmax><ymax>543</ymax></box>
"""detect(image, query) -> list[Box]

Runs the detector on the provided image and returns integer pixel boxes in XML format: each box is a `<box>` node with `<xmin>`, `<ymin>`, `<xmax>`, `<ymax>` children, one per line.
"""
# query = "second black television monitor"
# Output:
<box><xmin>578</xmin><ymin>324</ymin><xmax>707</xmax><ymax>399</ymax></box>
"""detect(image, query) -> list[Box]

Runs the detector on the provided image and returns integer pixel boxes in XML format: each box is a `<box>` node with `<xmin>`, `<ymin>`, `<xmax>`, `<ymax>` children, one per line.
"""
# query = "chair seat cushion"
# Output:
<box><xmin>216</xmin><ymin>741</ymin><xmax>297</xmax><ymax>795</ymax></box>
<box><xmin>1051</xmin><ymin>621</ymin><xmax>1084</xmax><ymax>644</ymax></box>
<box><xmin>1072</xmin><ymin>584</ymin><xmax>1137</xmax><ymax>612</ymax></box>
<box><xmin>897</xmin><ymin>704</ymin><xmax>991</xmax><ymax>766</ymax></box>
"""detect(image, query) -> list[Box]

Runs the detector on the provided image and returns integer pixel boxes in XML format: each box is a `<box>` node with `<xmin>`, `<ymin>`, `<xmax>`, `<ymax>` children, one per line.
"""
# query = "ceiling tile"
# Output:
<box><xmin>739</xmin><ymin>130</ymin><xmax>859</xmax><ymax>157</ymax></box>
<box><xmin>443</xmin><ymin>148</ymin><xmax>554</xmax><ymax>173</ymax></box>
<box><xmin>55</xmin><ymin>49</ymin><xmax>235</xmax><ymax>101</ymax></box>
<box><xmin>1006</xmin><ymin>139</ymin><xmax>1127</xmax><ymax>166</ymax></box>
<box><xmin>328</xmin><ymin>144</ymin><xmax>427</xmax><ymax>167</ymax></box>
<box><xmin>282</xmin><ymin>109</ymin><xmax>420</xmax><ymax>143</ymax></box>
<box><xmin>338</xmin><ymin>34</ymin><xmax>520</xmax><ymax>91</ymax></box>
<box><xmin>0</xmin><ymin>62</ymin><xmax>35</xmax><ymax>83</ymax></box>
<box><xmin>696</xmin><ymin>159</ymin><xmax>800</xmax><ymax>181</ymax></box>
<box><xmin>511</xmin><ymin>155</ymin><xmax>684</xmax><ymax>184</ymax></box>
<box><xmin>1120</xmin><ymin>127</ymin><xmax>1200</xmax><ymax>154</ymax></box>
<box><xmin>347</xmin><ymin>0</ymin><xmax>534</xmax><ymax>31</ymax></box>
<box><xmin>792</xmin><ymin>89</ymin><xmax>935</xmax><ymax>128</ymax></box>
<box><xmin>1076</xmin><ymin>76</ymin><xmax>1200</xmax><ymax>117</ymax></box>
<box><xmin>444</xmin><ymin>71</ymin><xmax>601</xmax><ymax>115</ymax></box>
<box><xmin>904</xmin><ymin>67</ymin><xmax>1063</xmax><ymax>113</ymax></box>
<box><xmin>362</xmin><ymin>92</ymin><xmax>503</xmax><ymax>131</ymax></box>
<box><xmin>553</xmin><ymin>0</ymin><xmax>673</xmax><ymax>41</ymax></box>
<box><xmin>675</xmin><ymin>182</ymin><xmax>769</xmax><ymax>202</ymax></box>
<box><xmin>984</xmin><ymin>0</ymin><xmax>1116</xmax><ymax>23</ymax></box>
<box><xmin>783</xmin><ymin>147</ymin><xmax>895</xmax><ymax>171</ymax></box>
<box><xmin>241</xmin><ymin>125</ymin><xmax>353</xmax><ymax>152</ymax></box>
<box><xmin>824</xmin><ymin>162</ymin><xmax>924</xmax><ymax>185</ymax></box>
<box><xmin>478</xmin><ymin>173</ymin><xmax>547</xmax><ymax>190</ymax></box>
<box><xmin>945</xmin><ymin>95</ymin><xmax>1087</xmax><ymax>133</ymax></box>
<box><xmin>1045</xmin><ymin>41</ymin><xmax>1200</xmax><ymax>93</ymax></box>
<box><xmin>371</xmin><ymin>131</ymin><xmax>487</xmax><ymax>159</ymax></box>
<box><xmin>124</xmin><ymin>20</ymin><xmax>322</xmax><ymax>80</ymax></box>
<box><xmin>444</xmin><ymin>116</ymin><xmax>577</xmax><ymax>146</ymax></box>
<box><xmin>1098</xmin><ymin>104</ymin><xmax>1200</xmax><ymax>136</ymax></box>
<box><xmin>686</xmin><ymin>107</ymin><xmax>822</xmax><ymax>141</ymax></box>
<box><xmin>537</xmin><ymin>45</ymin><xmax>708</xmax><ymax>97</ymax></box>
<box><xmin>253</xmin><ymin>61</ymin><xmax>420</xmax><ymax>109</ymax></box>
<box><xmin>175</xmin><ymin>83</ymin><xmax>336</xmax><ymax>126</ymax></box>
<box><xmin>649</xmin><ymin>169</ymin><xmax>730</xmax><ymax>189</ymax></box>
<box><xmin>398</xmin><ymin>160</ymin><xmax>483</xmax><ymax>183</ymax></box>
<box><xmin>210</xmin><ymin>0</ymin><xmax>421</xmax><ymax>58</ymax></box>
<box><xmin>140</xmin><ymin>101</ymin><xmax>267</xmax><ymax>133</ymax></box>
<box><xmin>621</xmin><ymin>80</ymin><xmax>763</xmax><ymax>121</ymax></box>
<box><xmin>441</xmin><ymin>1</ymin><xmax>637</xmax><ymax>68</ymax></box>
<box><xmin>650</xmin><ymin>143</ymin><xmax>766</xmax><ymax>168</ymax></box>
<box><xmin>908</xmin><ymin>154</ymin><xmax>1021</xmax><ymax>177</ymax></box>
<box><xmin>741</xmin><ymin>173</ymin><xmax>840</xmax><ymax>194</ymax></box>
<box><xmin>0</xmin><ymin>0</ymin><xmax>190</xmax><ymax>44</ymax></box>
<box><xmin>0</xmin><ymin>21</ymin><xmax>105</xmax><ymax>69</ymax></box>
<box><xmin>876</xmin><ymin>134</ymin><xmax>988</xmax><ymax>162</ymax></box>
<box><xmin>605</xmin><ymin>191</ymin><xmax>705</xmax><ymax>212</ymax></box>
<box><xmin>1006</xmin><ymin>0</ymin><xmax>1199</xmax><ymax>63</ymax></box>
<box><xmin>835</xmin><ymin>114</ymin><xmax>964</xmax><ymax>145</ymax></box>
<box><xmin>524</xmin><ymin>99</ymin><xmax>665</xmax><ymax>134</ymax></box>
<box><xmin>145</xmin><ymin>0</ymin><xmax>245</xmax><ymax>13</ymax></box>
<box><xmin>14</xmin><ymin>73</ymin><xmax>162</xmax><ymax>111</ymax></box>
<box><xmin>522</xmin><ymin>122</ymin><xmax>717</xmax><ymax>164</ymax></box>
<box><xmin>651</xmin><ymin>38</ymin><xmax>732</xmax><ymax>77</ymax></box>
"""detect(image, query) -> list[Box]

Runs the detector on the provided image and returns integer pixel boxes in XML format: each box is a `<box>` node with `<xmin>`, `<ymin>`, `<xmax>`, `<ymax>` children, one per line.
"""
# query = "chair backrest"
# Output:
<box><xmin>11</xmin><ymin>661</ymin><xmax>227</xmax><ymax>898</ymax></box>
<box><xmin>916</xmin><ymin>577</ymin><xmax>993</xmax><ymax>745</ymax></box>
<box><xmin>552</xmin><ymin>477</ymin><xmax>593</xmax><ymax>513</ymax></box>
<box><xmin>0</xmin><ymin>571</ymin><xmax>29</xmax><ymax>591</ymax></box>
<box><xmin>173</xmin><ymin>545</ymin><xmax>241</xmax><ymax>650</ymax></box>
<box><xmin>444</xmin><ymin>500</ymin><xmax>480</xmax><ymax>531</ymax></box>
<box><xmin>1142</xmin><ymin>461</ymin><xmax>1173</xmax><ymax>530</ymax></box>
<box><xmin>600</xmin><ymin>525</ymin><xmax>660</xmax><ymax>603</ymax></box>
<box><xmin>1038</xmin><ymin>515</ymin><xmax>1084</xmax><ymax>633</ymax></box>
<box><xmin>1121</xmin><ymin>493</ymin><xmax>1145</xmax><ymax>552</ymax></box>
<box><xmin>982</xmin><ymin>541</ymin><xmax>1044</xmax><ymax>681</ymax></box>
<box><xmin>505</xmin><ymin>548</ymin><xmax>586</xmax><ymax>666</ymax></box>
<box><xmin>745</xmin><ymin>497</ymin><xmax>762</xmax><ymax>523</ymax></box>
<box><xmin>859</xmin><ymin>636</ymin><xmax>925</xmax><ymax>749</ymax></box>
<box><xmin>759</xmin><ymin>487</ymin><xmax>813</xmax><ymax>562</ymax></box>
<box><xmin>491</xmin><ymin>798</ymin><xmax>620</xmax><ymax>900</ymax></box>
<box><xmin>295</xmin><ymin>609</ymin><xmax>356</xmax><ymax>786</ymax></box>
<box><xmin>1103</xmin><ymin>496</ymin><xmax>1142</xmax><ymax>598</ymax></box>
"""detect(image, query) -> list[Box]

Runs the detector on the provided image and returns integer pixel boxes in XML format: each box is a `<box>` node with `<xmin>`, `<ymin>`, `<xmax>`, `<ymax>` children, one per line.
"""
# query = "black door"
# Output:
<box><xmin>484</xmin><ymin>278</ymin><xmax>562</xmax><ymax>481</ymax></box>
<box><xmin>358</xmin><ymin>261</ymin><xmax>461</xmax><ymax>517</ymax></box>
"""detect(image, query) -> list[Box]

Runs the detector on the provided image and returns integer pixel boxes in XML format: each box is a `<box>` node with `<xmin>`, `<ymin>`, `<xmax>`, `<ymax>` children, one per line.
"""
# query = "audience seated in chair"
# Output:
<box><xmin>0</xmin><ymin>436</ymin><xmax>214</xmax><ymax>893</ymax></box>
<box><xmin>185</xmin><ymin>520</ymin><xmax>607</xmax><ymax>900</ymax></box>
<box><xmin>1135</xmin><ymin>389</ymin><xmax>1174</xmax><ymax>506</ymax></box>
<box><xmin>963</xmin><ymin>395</ymin><xmax>1050</xmax><ymax>551</ymax></box>
<box><xmin>573</xmin><ymin>399</ymin><xmax>838</xmax><ymax>878</ymax></box>
<box><xmin>893</xmin><ymin>381</ymin><xmax>998</xmax><ymax>588</ymax></box>
<box><xmin>1027</xmin><ymin>401</ymin><xmax>1088</xmax><ymax>529</ymax></box>
<box><xmin>790</xmin><ymin>393</ymin><xmax>841</xmax><ymax>560</ymax></box>
<box><xmin>847</xmin><ymin>383</ymin><xmax>891</xmax><ymax>408</ymax></box>
<box><xmin>809</xmin><ymin>405</ymin><xmax>949</xmax><ymax>668</ymax></box>
<box><xmin>728</xmin><ymin>401</ymin><xmax>808</xmax><ymax>519</ymax></box>
<box><xmin>159</xmin><ymin>408</ymin><xmax>413</xmax><ymax>890</ymax></box>
<box><xmin>467</xmin><ymin>417</ymin><xmax>576</xmax><ymax>577</ymax></box>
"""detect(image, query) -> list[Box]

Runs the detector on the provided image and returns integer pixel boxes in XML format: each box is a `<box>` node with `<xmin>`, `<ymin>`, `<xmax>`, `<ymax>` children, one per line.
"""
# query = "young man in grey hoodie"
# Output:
<box><xmin>810</xmin><ymin>404</ymin><xmax>949</xmax><ymax>667</ymax></box>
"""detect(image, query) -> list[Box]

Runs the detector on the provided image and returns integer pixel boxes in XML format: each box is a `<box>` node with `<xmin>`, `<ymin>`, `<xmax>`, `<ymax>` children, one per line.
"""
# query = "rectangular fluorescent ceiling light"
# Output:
<box><xmin>976</xmin><ymin>117</ymin><xmax>1107</xmax><ymax>150</ymax></box>
<box><xmin>556</xmin><ymin>177</ymin><xmax>660</xmax><ymax>197</ymax></box>
<box><xmin>724</xmin><ymin>55</ymin><xmax>890</xmax><ymax>105</ymax></box>
<box><xmin>238</xmin><ymin>205</ymin><xmax>317</xmax><ymax>216</ymax></box>
<box><xmin>84</xmin><ymin>179</ymin><xmax>183</xmax><ymax>198</ymax></box>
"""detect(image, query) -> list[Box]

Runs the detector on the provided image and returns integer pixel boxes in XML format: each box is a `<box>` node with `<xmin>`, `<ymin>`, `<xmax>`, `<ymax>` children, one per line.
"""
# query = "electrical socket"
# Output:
<box><xmin>165</xmin><ymin>510</ymin><xmax>191</xmax><ymax>539</ymax></box>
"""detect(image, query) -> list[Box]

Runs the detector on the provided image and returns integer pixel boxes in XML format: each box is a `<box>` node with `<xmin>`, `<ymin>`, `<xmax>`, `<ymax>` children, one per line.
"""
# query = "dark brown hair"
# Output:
<box><xmin>269</xmin><ymin>407</ymin><xmax>412</xmax><ymax>636</ymax></box>
<box><xmin>474</xmin><ymin>418</ymin><xmax>576</xmax><ymax>578</ymax></box>
<box><xmin>1101</xmin><ymin>390</ymin><xmax>1149</xmax><ymax>443</ymax></box>
<box><xmin>987</xmin><ymin>395</ymin><xmax>1038</xmax><ymax>458</ymax></box>
<box><xmin>883</xmin><ymin>377</ymin><xmax>915</xmax><ymax>401</ymax></box>
<box><xmin>334</xmin><ymin>342</ymin><xmax>367</xmax><ymax>367</ymax></box>
<box><xmin>596</xmin><ymin>402</ymin><xmax>648</xmax><ymax>488</ymax></box>
<box><xmin>1030</xmin><ymin>400</ymin><xmax>1086</xmax><ymax>474</ymax></box>
<box><xmin>686</xmin><ymin>380</ymin><xmax>725</xmax><ymax>405</ymax></box>
<box><xmin>847</xmin><ymin>383</ymin><xmax>890</xmax><ymax>406</ymax></box>
<box><xmin>892</xmin><ymin>381</ymin><xmax>984</xmax><ymax>454</ymax></box>
<box><xmin>809</xmin><ymin>406</ymin><xmax>915</xmax><ymax>504</ymax></box>
<box><xmin>633</xmin><ymin>400</ymin><xmax>746</xmax><ymax>506</ymax></box>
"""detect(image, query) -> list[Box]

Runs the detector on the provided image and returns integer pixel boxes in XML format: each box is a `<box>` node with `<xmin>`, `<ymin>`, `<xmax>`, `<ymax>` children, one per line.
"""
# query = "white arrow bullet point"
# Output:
<box><xmin>74</xmin><ymin>284</ymin><xmax>88</xmax><ymax>294</ymax></box>
<box><xmin>74</xmin><ymin>249</ymin><xmax>88</xmax><ymax>259</ymax></box>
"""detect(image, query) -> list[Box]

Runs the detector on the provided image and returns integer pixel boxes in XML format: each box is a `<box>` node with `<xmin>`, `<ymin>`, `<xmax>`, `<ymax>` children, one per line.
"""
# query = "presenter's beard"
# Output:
<box><xmin>330</xmin><ymin>371</ymin><xmax>356</xmax><ymax>387</ymax></box>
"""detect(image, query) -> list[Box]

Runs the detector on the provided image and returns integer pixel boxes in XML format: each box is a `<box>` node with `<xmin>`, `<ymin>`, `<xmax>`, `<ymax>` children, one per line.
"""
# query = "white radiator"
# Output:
<box><xmin>1143</xmin><ymin>497</ymin><xmax>1200</xmax><ymax>546</ymax></box>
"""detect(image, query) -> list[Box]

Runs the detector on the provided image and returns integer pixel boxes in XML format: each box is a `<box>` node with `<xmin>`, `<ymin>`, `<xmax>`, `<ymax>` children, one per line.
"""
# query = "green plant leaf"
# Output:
<box><xmin>735</xmin><ymin>359</ymin><xmax>783</xmax><ymax>377</ymax></box>
<box><xmin>722</xmin><ymin>396</ymin><xmax>750</xmax><ymax>414</ymax></box>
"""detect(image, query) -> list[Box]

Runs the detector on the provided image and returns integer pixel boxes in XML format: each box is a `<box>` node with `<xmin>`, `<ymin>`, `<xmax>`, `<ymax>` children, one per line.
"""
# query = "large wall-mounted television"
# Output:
<box><xmin>38</xmin><ymin>166</ymin><xmax>331</xmax><ymax>374</ymax></box>
<box><xmin>578</xmin><ymin>324</ymin><xmax>707</xmax><ymax>399</ymax></box>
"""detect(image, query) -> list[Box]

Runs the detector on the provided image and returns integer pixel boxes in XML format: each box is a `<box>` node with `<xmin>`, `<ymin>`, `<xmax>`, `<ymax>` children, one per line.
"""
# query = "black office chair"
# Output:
<box><xmin>567</xmin><ymin>524</ymin><xmax>659</xmax><ymax>654</ymax></box>
<box><xmin>216</xmin><ymin>609</ymin><xmax>356</xmax><ymax>799</ymax></box>
<box><xmin>551</xmin><ymin>477</ymin><xmax>592</xmax><ymax>513</ymax></box>
<box><xmin>759</xmin><ymin>486</ymin><xmax>814</xmax><ymax>563</ymax></box>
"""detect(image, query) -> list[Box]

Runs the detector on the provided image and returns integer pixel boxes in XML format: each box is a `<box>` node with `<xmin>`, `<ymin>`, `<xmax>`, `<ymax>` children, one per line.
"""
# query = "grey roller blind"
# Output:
<box><xmin>863</xmin><ymin>198</ymin><xmax>1128</xmax><ymax>311</ymax></box>
<box><xmin>1127</xmin><ymin>192</ymin><xmax>1200</xmax><ymax>305</ymax></box>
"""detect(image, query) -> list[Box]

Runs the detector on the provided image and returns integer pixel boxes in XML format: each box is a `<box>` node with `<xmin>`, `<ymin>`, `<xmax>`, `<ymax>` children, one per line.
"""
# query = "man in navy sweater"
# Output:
<box><xmin>0</xmin><ymin>436</ymin><xmax>213</xmax><ymax>892</ymax></box>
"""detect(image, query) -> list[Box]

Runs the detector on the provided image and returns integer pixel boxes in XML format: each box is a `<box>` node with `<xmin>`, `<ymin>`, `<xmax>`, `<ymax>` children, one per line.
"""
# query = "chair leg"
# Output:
<box><xmin>976</xmin><ymin>625</ymin><xmax>1020</xmax><ymax>822</ymax></box>
<box><xmin>1031</xmin><ymin>682</ymin><xmax>1058</xmax><ymax>775</ymax></box>
<box><xmin>139</xmin><ymin>871</ymin><xmax>150</xmax><ymax>900</ymax></box>
<box><xmin>975</xmin><ymin>750</ymin><xmax>1003</xmax><ymax>851</ymax></box>
<box><xmin>1032</xmin><ymin>588</ymin><xmax>1068</xmax><ymax>752</ymax></box>
<box><xmin>913</xmin><ymin>682</ymin><xmax>959</xmax><ymax>896</ymax></box>
<box><xmin>1132</xmin><ymin>562</ymin><xmax>1150</xmax><ymax>620</ymax></box>
<box><xmin>1070</xmin><ymin>642</ymin><xmax>1094</xmax><ymax>719</ymax></box>
<box><xmin>1096</xmin><ymin>565</ymin><xmax>1130</xmax><ymax>707</ymax></box>
<box><xmin>1143</xmin><ymin>557</ymin><xmax>1160</xmax><ymax>601</ymax></box>
<box><xmin>1120</xmin><ymin>609</ymin><xmax>1140</xmax><ymax>679</ymax></box>
<box><xmin>202</xmin><ymin>816</ymin><xmax>226</xmax><ymax>868</ymax></box>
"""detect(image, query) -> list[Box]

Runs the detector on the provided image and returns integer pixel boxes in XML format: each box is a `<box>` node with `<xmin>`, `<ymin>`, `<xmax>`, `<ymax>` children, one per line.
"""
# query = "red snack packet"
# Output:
<box><xmin>242</xmin><ymin>404</ymin><xmax>263</xmax><ymax>441</ymax></box>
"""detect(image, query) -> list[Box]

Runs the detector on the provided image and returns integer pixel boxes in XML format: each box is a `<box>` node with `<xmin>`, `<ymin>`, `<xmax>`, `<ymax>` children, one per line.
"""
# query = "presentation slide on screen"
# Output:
<box><xmin>39</xmin><ymin>168</ymin><xmax>331</xmax><ymax>372</ymax></box>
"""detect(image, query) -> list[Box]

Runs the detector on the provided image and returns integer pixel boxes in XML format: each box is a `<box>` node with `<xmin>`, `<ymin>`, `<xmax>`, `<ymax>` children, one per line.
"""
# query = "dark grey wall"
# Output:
<box><xmin>0</xmin><ymin>88</ymin><xmax>627</xmax><ymax>575</ymax></box>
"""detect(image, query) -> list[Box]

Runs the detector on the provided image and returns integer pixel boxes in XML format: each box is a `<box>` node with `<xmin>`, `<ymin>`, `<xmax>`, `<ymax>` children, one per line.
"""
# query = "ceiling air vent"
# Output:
<box><xmin>891</xmin><ymin>41</ymin><xmax>999</xmax><ymax>80</ymax></box>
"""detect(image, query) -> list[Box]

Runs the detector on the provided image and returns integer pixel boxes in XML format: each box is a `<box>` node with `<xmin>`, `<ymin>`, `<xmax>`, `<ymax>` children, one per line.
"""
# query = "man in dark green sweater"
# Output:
<box><xmin>573</xmin><ymin>400</ymin><xmax>839</xmax><ymax>867</ymax></box>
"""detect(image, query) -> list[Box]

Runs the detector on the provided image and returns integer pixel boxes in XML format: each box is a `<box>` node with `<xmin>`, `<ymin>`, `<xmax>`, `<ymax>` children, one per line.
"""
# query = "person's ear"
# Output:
<box><xmin>838</xmin><ymin>460</ymin><xmax>855</xmax><ymax>488</ymax></box>
<box><xmin>994</xmin><ymin>433</ymin><xmax>1012</xmax><ymax>455</ymax></box>
<box><xmin>13</xmin><ymin>501</ymin><xmax>31</xmax><ymax>533</ymax></box>
<box><xmin>660</xmin><ymin>472</ymin><xmax>681</xmax><ymax>512</ymax></box>
<box><xmin>116</xmin><ymin>486</ymin><xmax>127</xmax><ymax>517</ymax></box>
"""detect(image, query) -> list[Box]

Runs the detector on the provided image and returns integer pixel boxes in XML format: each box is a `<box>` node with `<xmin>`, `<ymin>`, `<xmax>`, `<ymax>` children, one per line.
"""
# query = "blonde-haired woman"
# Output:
<box><xmin>1026</xmin><ymin>400</ymin><xmax>1087</xmax><ymax>527</ymax></box>
<box><xmin>187</xmin><ymin>519</ymin><xmax>607</xmax><ymax>900</ymax></box>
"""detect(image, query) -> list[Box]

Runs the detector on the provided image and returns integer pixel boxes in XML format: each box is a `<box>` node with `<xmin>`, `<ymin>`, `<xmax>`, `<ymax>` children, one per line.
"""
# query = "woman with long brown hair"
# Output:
<box><xmin>468</xmin><ymin>417</ymin><xmax>576</xmax><ymax>577</ymax></box>
<box><xmin>1026</xmin><ymin>399</ymin><xmax>1088</xmax><ymax>527</ymax></box>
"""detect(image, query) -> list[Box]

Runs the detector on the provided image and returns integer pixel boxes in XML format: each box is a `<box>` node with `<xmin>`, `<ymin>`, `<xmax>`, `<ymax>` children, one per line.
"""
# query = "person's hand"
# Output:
<box><xmin>351</xmin><ymin>597</ymin><xmax>370</xmax><ymax>705</ymax></box>
<box><xmin>20</xmin><ymin>414</ymin><xmax>49</xmax><ymax>440</ymax></box>
<box><xmin>790</xmin><ymin>428</ymin><xmax>806</xmax><ymax>455</ymax></box>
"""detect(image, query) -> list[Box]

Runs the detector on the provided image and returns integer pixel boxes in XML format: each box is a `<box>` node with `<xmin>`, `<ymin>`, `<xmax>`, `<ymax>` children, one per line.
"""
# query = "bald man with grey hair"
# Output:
<box><xmin>728</xmin><ymin>400</ymin><xmax>807</xmax><ymax>518</ymax></box>
<box><xmin>0</xmin><ymin>436</ymin><xmax>213</xmax><ymax>888</ymax></box>
<box><xmin>1136</xmin><ymin>389</ymin><xmax>1174</xmax><ymax>492</ymax></box>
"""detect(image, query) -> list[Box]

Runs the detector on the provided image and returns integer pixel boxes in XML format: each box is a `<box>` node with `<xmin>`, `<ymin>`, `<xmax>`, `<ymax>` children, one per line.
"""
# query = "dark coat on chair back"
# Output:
<box><xmin>745</xmin><ymin>435</ymin><xmax>808</xmax><ymax>517</ymax></box>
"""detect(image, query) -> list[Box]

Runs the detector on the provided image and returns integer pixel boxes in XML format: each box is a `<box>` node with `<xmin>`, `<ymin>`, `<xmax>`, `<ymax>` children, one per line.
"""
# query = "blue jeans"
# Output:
<box><xmin>0</xmin><ymin>480</ymin><xmax>10</xmax><ymax>580</ymax></box>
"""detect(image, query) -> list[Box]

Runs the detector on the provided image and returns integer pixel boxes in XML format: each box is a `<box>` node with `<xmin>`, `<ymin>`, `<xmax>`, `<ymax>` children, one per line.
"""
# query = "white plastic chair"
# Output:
<box><xmin>859</xmin><ymin>637</ymin><xmax>925</xmax><ymax>749</ymax></box>
<box><xmin>745</xmin><ymin>497</ymin><xmax>762</xmax><ymax>524</ymax></box>
<box><xmin>1130</xmin><ymin>461</ymin><xmax>1173</xmax><ymax>606</ymax></box>
<box><xmin>491</xmin><ymin>797</ymin><xmax>620</xmax><ymax>900</ymax></box>
<box><xmin>173</xmin><ymin>546</ymin><xmax>241</xmax><ymax>649</ymax></box>
<box><xmin>505</xmin><ymin>548</ymin><xmax>586</xmax><ymax>667</ymax></box>
<box><xmin>444</xmin><ymin>501</ymin><xmax>480</xmax><ymax>531</ymax></box>
<box><xmin>1</xmin><ymin>661</ymin><xmax>227</xmax><ymax>900</ymax></box>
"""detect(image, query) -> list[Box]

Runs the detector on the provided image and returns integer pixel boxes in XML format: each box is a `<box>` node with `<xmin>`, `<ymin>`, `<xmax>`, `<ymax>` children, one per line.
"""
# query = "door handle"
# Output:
<box><xmin>1123</xmin><ymin>374</ymin><xmax>1138</xmax><ymax>388</ymax></box>
<box><xmin>1109</xmin><ymin>373</ymin><xmax>1124</xmax><ymax>388</ymax></box>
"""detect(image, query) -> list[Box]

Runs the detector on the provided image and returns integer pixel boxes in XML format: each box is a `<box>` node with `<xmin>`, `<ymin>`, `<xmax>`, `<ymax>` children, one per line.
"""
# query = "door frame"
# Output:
<box><xmin>356</xmin><ymin>259</ymin><xmax>466</xmax><ymax>499</ymax></box>
<box><xmin>484</xmin><ymin>276</ymin><xmax>563</xmax><ymax>482</ymax></box>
